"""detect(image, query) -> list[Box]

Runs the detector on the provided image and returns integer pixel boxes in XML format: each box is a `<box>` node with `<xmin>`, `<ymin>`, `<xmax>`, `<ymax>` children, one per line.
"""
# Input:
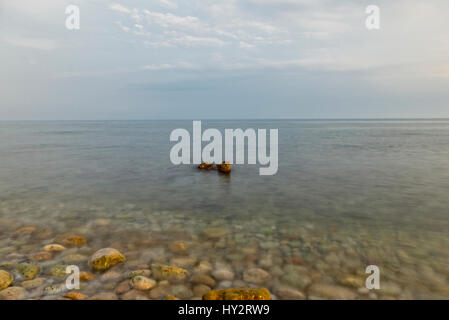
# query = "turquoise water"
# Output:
<box><xmin>0</xmin><ymin>120</ymin><xmax>448</xmax><ymax>299</ymax></box>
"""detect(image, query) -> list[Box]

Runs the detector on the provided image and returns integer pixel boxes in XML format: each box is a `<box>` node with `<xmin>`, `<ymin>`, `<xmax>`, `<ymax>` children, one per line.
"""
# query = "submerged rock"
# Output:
<box><xmin>65</xmin><ymin>292</ymin><xmax>87</xmax><ymax>300</ymax></box>
<box><xmin>308</xmin><ymin>283</ymin><xmax>357</xmax><ymax>300</ymax></box>
<box><xmin>16</xmin><ymin>262</ymin><xmax>40</xmax><ymax>280</ymax></box>
<box><xmin>89</xmin><ymin>248</ymin><xmax>126</xmax><ymax>271</ymax></box>
<box><xmin>127</xmin><ymin>269</ymin><xmax>151</xmax><ymax>279</ymax></box>
<box><xmin>130</xmin><ymin>276</ymin><xmax>156</xmax><ymax>291</ymax></box>
<box><xmin>13</xmin><ymin>226</ymin><xmax>37</xmax><ymax>237</ymax></box>
<box><xmin>168</xmin><ymin>241</ymin><xmax>189</xmax><ymax>254</ymax></box>
<box><xmin>80</xmin><ymin>271</ymin><xmax>94</xmax><ymax>281</ymax></box>
<box><xmin>191</xmin><ymin>273</ymin><xmax>216</xmax><ymax>288</ymax></box>
<box><xmin>21</xmin><ymin>277</ymin><xmax>46</xmax><ymax>289</ymax></box>
<box><xmin>0</xmin><ymin>286</ymin><xmax>27</xmax><ymax>300</ymax></box>
<box><xmin>48</xmin><ymin>265</ymin><xmax>69</xmax><ymax>277</ymax></box>
<box><xmin>0</xmin><ymin>270</ymin><xmax>14</xmax><ymax>290</ymax></box>
<box><xmin>202</xmin><ymin>227</ymin><xmax>229</xmax><ymax>239</ymax></box>
<box><xmin>212</xmin><ymin>269</ymin><xmax>234</xmax><ymax>281</ymax></box>
<box><xmin>243</xmin><ymin>268</ymin><xmax>271</xmax><ymax>284</ymax></box>
<box><xmin>151</xmin><ymin>264</ymin><xmax>188</xmax><ymax>282</ymax></box>
<box><xmin>43</xmin><ymin>244</ymin><xmax>66</xmax><ymax>252</ymax></box>
<box><xmin>60</xmin><ymin>235</ymin><xmax>87</xmax><ymax>247</ymax></box>
<box><xmin>29</xmin><ymin>252</ymin><xmax>52</xmax><ymax>261</ymax></box>
<box><xmin>203</xmin><ymin>287</ymin><xmax>271</xmax><ymax>300</ymax></box>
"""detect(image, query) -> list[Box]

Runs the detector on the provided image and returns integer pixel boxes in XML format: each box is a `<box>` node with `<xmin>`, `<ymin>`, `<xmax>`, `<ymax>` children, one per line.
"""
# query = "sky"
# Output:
<box><xmin>0</xmin><ymin>0</ymin><xmax>448</xmax><ymax>120</ymax></box>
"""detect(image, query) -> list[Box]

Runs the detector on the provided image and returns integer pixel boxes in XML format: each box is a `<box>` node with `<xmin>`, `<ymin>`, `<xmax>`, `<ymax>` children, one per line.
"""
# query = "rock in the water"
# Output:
<box><xmin>90</xmin><ymin>292</ymin><xmax>118</xmax><ymax>300</ymax></box>
<box><xmin>43</xmin><ymin>244</ymin><xmax>66</xmax><ymax>252</ymax></box>
<box><xmin>80</xmin><ymin>271</ymin><xmax>94</xmax><ymax>281</ymax></box>
<box><xmin>21</xmin><ymin>277</ymin><xmax>46</xmax><ymax>289</ymax></box>
<box><xmin>44</xmin><ymin>283</ymin><xmax>67</xmax><ymax>295</ymax></box>
<box><xmin>280</xmin><ymin>265</ymin><xmax>311</xmax><ymax>289</ymax></box>
<box><xmin>130</xmin><ymin>276</ymin><xmax>156</xmax><ymax>291</ymax></box>
<box><xmin>202</xmin><ymin>227</ymin><xmax>229</xmax><ymax>239</ymax></box>
<box><xmin>151</xmin><ymin>264</ymin><xmax>189</xmax><ymax>282</ymax></box>
<box><xmin>338</xmin><ymin>275</ymin><xmax>365</xmax><ymax>288</ymax></box>
<box><xmin>169</xmin><ymin>241</ymin><xmax>189</xmax><ymax>254</ymax></box>
<box><xmin>115</xmin><ymin>280</ymin><xmax>131</xmax><ymax>295</ymax></box>
<box><xmin>65</xmin><ymin>292</ymin><xmax>87</xmax><ymax>300</ymax></box>
<box><xmin>89</xmin><ymin>248</ymin><xmax>126</xmax><ymax>271</ymax></box>
<box><xmin>121</xmin><ymin>289</ymin><xmax>149</xmax><ymax>300</ymax></box>
<box><xmin>13</xmin><ymin>226</ymin><xmax>37</xmax><ymax>237</ymax></box>
<box><xmin>203</xmin><ymin>287</ymin><xmax>271</xmax><ymax>300</ymax></box>
<box><xmin>127</xmin><ymin>269</ymin><xmax>151</xmax><ymax>279</ymax></box>
<box><xmin>0</xmin><ymin>286</ymin><xmax>27</xmax><ymax>300</ymax></box>
<box><xmin>29</xmin><ymin>252</ymin><xmax>52</xmax><ymax>261</ymax></box>
<box><xmin>0</xmin><ymin>270</ymin><xmax>14</xmax><ymax>290</ymax></box>
<box><xmin>191</xmin><ymin>273</ymin><xmax>216</xmax><ymax>288</ymax></box>
<box><xmin>170</xmin><ymin>256</ymin><xmax>197</xmax><ymax>268</ymax></box>
<box><xmin>308</xmin><ymin>283</ymin><xmax>357</xmax><ymax>300</ymax></box>
<box><xmin>48</xmin><ymin>265</ymin><xmax>69</xmax><ymax>277</ymax></box>
<box><xmin>193</xmin><ymin>284</ymin><xmax>211</xmax><ymax>297</ymax></box>
<box><xmin>212</xmin><ymin>269</ymin><xmax>234</xmax><ymax>281</ymax></box>
<box><xmin>273</xmin><ymin>286</ymin><xmax>305</xmax><ymax>300</ymax></box>
<box><xmin>243</xmin><ymin>268</ymin><xmax>271</xmax><ymax>284</ymax></box>
<box><xmin>170</xmin><ymin>284</ymin><xmax>193</xmax><ymax>299</ymax></box>
<box><xmin>60</xmin><ymin>235</ymin><xmax>87</xmax><ymax>247</ymax></box>
<box><xmin>16</xmin><ymin>262</ymin><xmax>40</xmax><ymax>280</ymax></box>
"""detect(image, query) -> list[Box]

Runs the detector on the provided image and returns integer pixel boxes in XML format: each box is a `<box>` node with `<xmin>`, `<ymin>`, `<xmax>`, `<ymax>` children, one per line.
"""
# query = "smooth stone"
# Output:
<box><xmin>170</xmin><ymin>256</ymin><xmax>197</xmax><ymax>268</ymax></box>
<box><xmin>273</xmin><ymin>286</ymin><xmax>305</xmax><ymax>300</ymax></box>
<box><xmin>130</xmin><ymin>276</ymin><xmax>156</xmax><ymax>291</ymax></box>
<box><xmin>16</xmin><ymin>262</ymin><xmax>40</xmax><ymax>280</ymax></box>
<box><xmin>29</xmin><ymin>252</ymin><xmax>52</xmax><ymax>261</ymax></box>
<box><xmin>0</xmin><ymin>286</ymin><xmax>27</xmax><ymax>300</ymax></box>
<box><xmin>90</xmin><ymin>292</ymin><xmax>118</xmax><ymax>300</ymax></box>
<box><xmin>89</xmin><ymin>248</ymin><xmax>126</xmax><ymax>271</ymax></box>
<box><xmin>191</xmin><ymin>273</ymin><xmax>216</xmax><ymax>288</ymax></box>
<box><xmin>338</xmin><ymin>275</ymin><xmax>365</xmax><ymax>288</ymax></box>
<box><xmin>121</xmin><ymin>289</ymin><xmax>149</xmax><ymax>300</ymax></box>
<box><xmin>168</xmin><ymin>241</ymin><xmax>189</xmax><ymax>254</ymax></box>
<box><xmin>170</xmin><ymin>284</ymin><xmax>193</xmax><ymax>299</ymax></box>
<box><xmin>280</xmin><ymin>265</ymin><xmax>311</xmax><ymax>289</ymax></box>
<box><xmin>13</xmin><ymin>226</ymin><xmax>37</xmax><ymax>237</ymax></box>
<box><xmin>80</xmin><ymin>271</ymin><xmax>94</xmax><ymax>281</ymax></box>
<box><xmin>65</xmin><ymin>292</ymin><xmax>88</xmax><ymax>300</ymax></box>
<box><xmin>115</xmin><ymin>280</ymin><xmax>131</xmax><ymax>295</ymax></box>
<box><xmin>44</xmin><ymin>283</ymin><xmax>67</xmax><ymax>295</ymax></box>
<box><xmin>60</xmin><ymin>235</ymin><xmax>87</xmax><ymax>247</ymax></box>
<box><xmin>63</xmin><ymin>254</ymin><xmax>87</xmax><ymax>264</ymax></box>
<box><xmin>149</xmin><ymin>285</ymin><xmax>171</xmax><ymax>299</ymax></box>
<box><xmin>21</xmin><ymin>277</ymin><xmax>46</xmax><ymax>289</ymax></box>
<box><xmin>380</xmin><ymin>282</ymin><xmax>402</xmax><ymax>296</ymax></box>
<box><xmin>0</xmin><ymin>270</ymin><xmax>14</xmax><ymax>290</ymax></box>
<box><xmin>100</xmin><ymin>270</ymin><xmax>122</xmax><ymax>281</ymax></box>
<box><xmin>243</xmin><ymin>268</ymin><xmax>271</xmax><ymax>284</ymax></box>
<box><xmin>193</xmin><ymin>261</ymin><xmax>213</xmax><ymax>274</ymax></box>
<box><xmin>151</xmin><ymin>264</ymin><xmax>188</xmax><ymax>282</ymax></box>
<box><xmin>203</xmin><ymin>287</ymin><xmax>271</xmax><ymax>300</ymax></box>
<box><xmin>127</xmin><ymin>269</ymin><xmax>151</xmax><ymax>279</ymax></box>
<box><xmin>48</xmin><ymin>265</ymin><xmax>69</xmax><ymax>277</ymax></box>
<box><xmin>43</xmin><ymin>244</ymin><xmax>66</xmax><ymax>252</ymax></box>
<box><xmin>212</xmin><ymin>269</ymin><xmax>234</xmax><ymax>281</ymax></box>
<box><xmin>202</xmin><ymin>227</ymin><xmax>229</xmax><ymax>239</ymax></box>
<box><xmin>193</xmin><ymin>284</ymin><xmax>211</xmax><ymax>297</ymax></box>
<box><xmin>308</xmin><ymin>283</ymin><xmax>357</xmax><ymax>300</ymax></box>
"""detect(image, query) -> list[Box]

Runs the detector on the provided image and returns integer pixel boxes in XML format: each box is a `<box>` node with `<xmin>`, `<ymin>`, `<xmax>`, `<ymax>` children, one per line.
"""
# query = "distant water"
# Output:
<box><xmin>1</xmin><ymin>120</ymin><xmax>448</xmax><ymax>299</ymax></box>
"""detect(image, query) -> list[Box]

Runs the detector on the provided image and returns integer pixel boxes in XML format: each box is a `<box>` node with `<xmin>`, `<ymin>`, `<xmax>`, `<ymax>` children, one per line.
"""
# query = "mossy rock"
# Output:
<box><xmin>0</xmin><ymin>270</ymin><xmax>14</xmax><ymax>290</ymax></box>
<box><xmin>203</xmin><ymin>287</ymin><xmax>271</xmax><ymax>300</ymax></box>
<box><xmin>16</xmin><ymin>262</ymin><xmax>40</xmax><ymax>280</ymax></box>
<box><xmin>151</xmin><ymin>264</ymin><xmax>188</xmax><ymax>282</ymax></box>
<box><xmin>48</xmin><ymin>265</ymin><xmax>69</xmax><ymax>277</ymax></box>
<box><xmin>89</xmin><ymin>248</ymin><xmax>126</xmax><ymax>272</ymax></box>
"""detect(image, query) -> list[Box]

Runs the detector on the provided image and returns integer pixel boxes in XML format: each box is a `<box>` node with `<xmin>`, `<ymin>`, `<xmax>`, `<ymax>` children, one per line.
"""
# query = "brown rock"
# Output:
<box><xmin>89</xmin><ymin>248</ymin><xmax>126</xmax><ymax>271</ymax></box>
<box><xmin>29</xmin><ymin>252</ymin><xmax>52</xmax><ymax>261</ymax></box>
<box><xmin>217</xmin><ymin>161</ymin><xmax>231</xmax><ymax>174</ymax></box>
<box><xmin>0</xmin><ymin>270</ymin><xmax>14</xmax><ymax>290</ymax></box>
<box><xmin>65</xmin><ymin>292</ymin><xmax>88</xmax><ymax>300</ymax></box>
<box><xmin>0</xmin><ymin>286</ymin><xmax>27</xmax><ymax>300</ymax></box>
<box><xmin>191</xmin><ymin>273</ymin><xmax>216</xmax><ymax>288</ymax></box>
<box><xmin>203</xmin><ymin>287</ymin><xmax>271</xmax><ymax>300</ymax></box>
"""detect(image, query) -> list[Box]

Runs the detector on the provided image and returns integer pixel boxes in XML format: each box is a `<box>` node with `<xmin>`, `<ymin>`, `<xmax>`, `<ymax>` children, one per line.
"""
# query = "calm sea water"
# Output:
<box><xmin>1</xmin><ymin>120</ymin><xmax>448</xmax><ymax>299</ymax></box>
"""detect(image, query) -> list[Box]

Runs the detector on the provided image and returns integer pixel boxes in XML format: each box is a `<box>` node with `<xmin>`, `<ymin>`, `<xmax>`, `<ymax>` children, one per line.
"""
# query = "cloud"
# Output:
<box><xmin>2</xmin><ymin>36</ymin><xmax>56</xmax><ymax>50</ymax></box>
<box><xmin>109</xmin><ymin>3</ymin><xmax>131</xmax><ymax>14</ymax></box>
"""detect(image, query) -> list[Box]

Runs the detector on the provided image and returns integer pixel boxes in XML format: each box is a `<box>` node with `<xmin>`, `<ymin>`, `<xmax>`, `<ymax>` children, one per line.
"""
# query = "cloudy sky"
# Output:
<box><xmin>1</xmin><ymin>0</ymin><xmax>448</xmax><ymax>120</ymax></box>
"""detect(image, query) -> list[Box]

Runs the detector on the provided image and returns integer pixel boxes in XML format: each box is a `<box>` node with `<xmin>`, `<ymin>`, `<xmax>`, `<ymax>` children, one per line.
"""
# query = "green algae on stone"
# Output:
<box><xmin>203</xmin><ymin>287</ymin><xmax>271</xmax><ymax>300</ymax></box>
<box><xmin>16</xmin><ymin>262</ymin><xmax>40</xmax><ymax>280</ymax></box>
<box><xmin>0</xmin><ymin>270</ymin><xmax>14</xmax><ymax>290</ymax></box>
<box><xmin>127</xmin><ymin>269</ymin><xmax>151</xmax><ymax>279</ymax></box>
<box><xmin>151</xmin><ymin>264</ymin><xmax>188</xmax><ymax>282</ymax></box>
<box><xmin>48</xmin><ymin>265</ymin><xmax>69</xmax><ymax>277</ymax></box>
<box><xmin>89</xmin><ymin>248</ymin><xmax>126</xmax><ymax>271</ymax></box>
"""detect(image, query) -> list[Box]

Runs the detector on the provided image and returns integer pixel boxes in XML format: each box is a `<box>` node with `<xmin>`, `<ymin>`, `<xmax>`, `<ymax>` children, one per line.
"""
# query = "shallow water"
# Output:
<box><xmin>0</xmin><ymin>120</ymin><xmax>448</xmax><ymax>299</ymax></box>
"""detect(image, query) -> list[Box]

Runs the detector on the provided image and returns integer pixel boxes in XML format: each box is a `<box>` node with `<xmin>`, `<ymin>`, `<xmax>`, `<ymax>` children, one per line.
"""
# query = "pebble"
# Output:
<box><xmin>16</xmin><ymin>262</ymin><xmax>40</xmax><ymax>280</ymax></box>
<box><xmin>80</xmin><ymin>271</ymin><xmax>94</xmax><ymax>281</ymax></box>
<box><xmin>170</xmin><ymin>284</ymin><xmax>193</xmax><ymax>299</ymax></box>
<box><xmin>130</xmin><ymin>276</ymin><xmax>156</xmax><ymax>291</ymax></box>
<box><xmin>21</xmin><ymin>277</ymin><xmax>46</xmax><ymax>289</ymax></box>
<box><xmin>0</xmin><ymin>286</ymin><xmax>27</xmax><ymax>300</ymax></box>
<box><xmin>29</xmin><ymin>252</ymin><xmax>52</xmax><ymax>261</ymax></box>
<box><xmin>273</xmin><ymin>286</ymin><xmax>305</xmax><ymax>300</ymax></box>
<box><xmin>151</xmin><ymin>264</ymin><xmax>189</xmax><ymax>282</ymax></box>
<box><xmin>89</xmin><ymin>248</ymin><xmax>126</xmax><ymax>271</ymax></box>
<box><xmin>170</xmin><ymin>256</ymin><xmax>197</xmax><ymax>268</ymax></box>
<box><xmin>65</xmin><ymin>292</ymin><xmax>88</xmax><ymax>300</ymax></box>
<box><xmin>280</xmin><ymin>265</ymin><xmax>311</xmax><ymax>289</ymax></box>
<box><xmin>308</xmin><ymin>283</ymin><xmax>357</xmax><ymax>300</ymax></box>
<box><xmin>243</xmin><ymin>268</ymin><xmax>271</xmax><ymax>284</ymax></box>
<box><xmin>48</xmin><ymin>265</ymin><xmax>69</xmax><ymax>277</ymax></box>
<box><xmin>90</xmin><ymin>292</ymin><xmax>118</xmax><ymax>300</ymax></box>
<box><xmin>169</xmin><ymin>241</ymin><xmax>189</xmax><ymax>254</ymax></box>
<box><xmin>212</xmin><ymin>269</ymin><xmax>234</xmax><ymax>281</ymax></box>
<box><xmin>0</xmin><ymin>270</ymin><xmax>14</xmax><ymax>290</ymax></box>
<box><xmin>193</xmin><ymin>284</ymin><xmax>211</xmax><ymax>297</ymax></box>
<box><xmin>121</xmin><ymin>289</ymin><xmax>149</xmax><ymax>300</ymax></box>
<box><xmin>191</xmin><ymin>273</ymin><xmax>216</xmax><ymax>288</ymax></box>
<box><xmin>115</xmin><ymin>280</ymin><xmax>131</xmax><ymax>295</ymax></box>
<box><xmin>60</xmin><ymin>235</ymin><xmax>87</xmax><ymax>247</ymax></box>
<box><xmin>127</xmin><ymin>269</ymin><xmax>151</xmax><ymax>279</ymax></box>
<box><xmin>43</xmin><ymin>244</ymin><xmax>66</xmax><ymax>252</ymax></box>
